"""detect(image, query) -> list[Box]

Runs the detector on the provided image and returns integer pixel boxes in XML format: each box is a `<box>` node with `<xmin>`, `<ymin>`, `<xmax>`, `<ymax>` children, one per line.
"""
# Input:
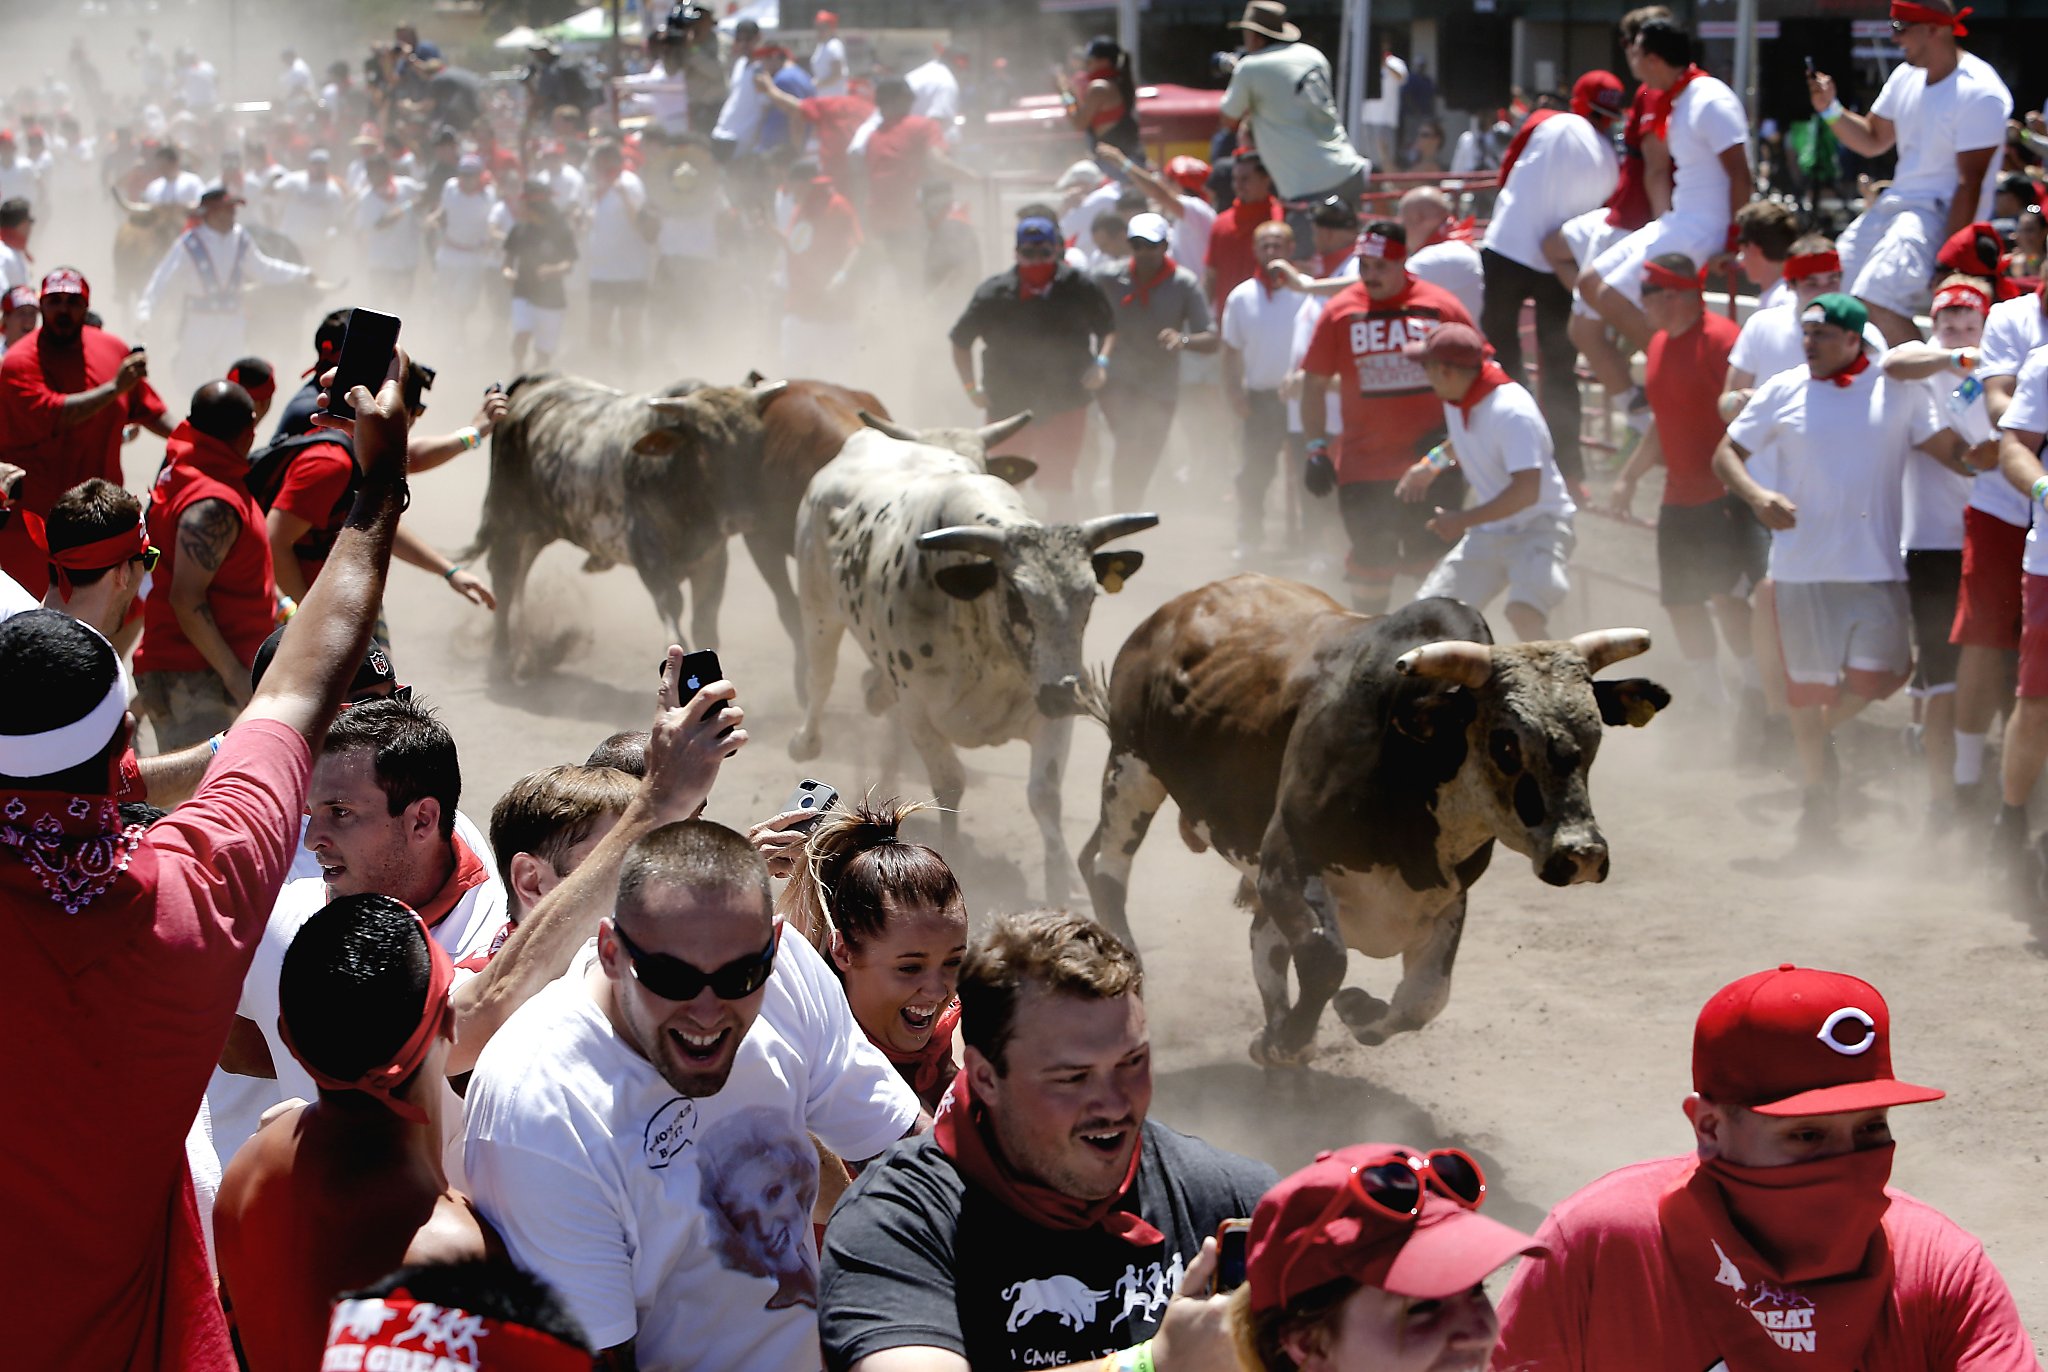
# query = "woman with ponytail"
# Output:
<box><xmin>1061</xmin><ymin>37</ymin><xmax>1145</xmax><ymax>167</ymax></box>
<box><xmin>764</xmin><ymin>798</ymin><xmax>968</xmax><ymax>1112</ymax></box>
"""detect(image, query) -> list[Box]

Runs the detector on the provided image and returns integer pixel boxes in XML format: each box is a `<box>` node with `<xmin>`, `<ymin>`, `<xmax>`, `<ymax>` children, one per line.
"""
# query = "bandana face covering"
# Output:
<box><xmin>1658</xmin><ymin>1147</ymin><xmax>1896</xmax><ymax>1371</ymax></box>
<box><xmin>1017</xmin><ymin>259</ymin><xmax>1058</xmax><ymax>295</ymax></box>
<box><xmin>932</xmin><ymin>1068</ymin><xmax>1165</xmax><ymax>1247</ymax></box>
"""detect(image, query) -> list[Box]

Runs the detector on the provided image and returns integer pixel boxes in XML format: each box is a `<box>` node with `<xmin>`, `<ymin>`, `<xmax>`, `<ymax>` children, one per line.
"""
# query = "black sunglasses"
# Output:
<box><xmin>611</xmin><ymin>918</ymin><xmax>778</xmax><ymax>1001</ymax></box>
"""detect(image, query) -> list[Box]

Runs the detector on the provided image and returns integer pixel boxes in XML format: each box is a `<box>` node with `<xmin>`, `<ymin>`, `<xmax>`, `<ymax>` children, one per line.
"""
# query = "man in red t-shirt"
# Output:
<box><xmin>1300</xmin><ymin>220</ymin><xmax>1476</xmax><ymax>612</ymax></box>
<box><xmin>0</xmin><ymin>268</ymin><xmax>174</xmax><ymax>593</ymax></box>
<box><xmin>1202</xmin><ymin>148</ymin><xmax>1284</xmax><ymax>317</ymax></box>
<box><xmin>861</xmin><ymin>76</ymin><xmax>973</xmax><ymax>277</ymax></box>
<box><xmin>1609</xmin><ymin>252</ymin><xmax>1766</xmax><ymax>729</ymax></box>
<box><xmin>1493</xmin><ymin>964</ymin><xmax>2035</xmax><ymax>1371</ymax></box>
<box><xmin>136</xmin><ymin>380</ymin><xmax>279</xmax><ymax>748</ymax></box>
<box><xmin>756</xmin><ymin>72</ymin><xmax>873</xmax><ymax>186</ymax></box>
<box><xmin>0</xmin><ymin>359</ymin><xmax>412</xmax><ymax>1372</ymax></box>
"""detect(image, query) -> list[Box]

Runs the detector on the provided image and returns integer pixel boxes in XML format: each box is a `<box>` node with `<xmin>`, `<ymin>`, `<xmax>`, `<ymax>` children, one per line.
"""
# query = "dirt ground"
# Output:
<box><xmin>100</xmin><ymin>271</ymin><xmax>2046</xmax><ymax>1350</ymax></box>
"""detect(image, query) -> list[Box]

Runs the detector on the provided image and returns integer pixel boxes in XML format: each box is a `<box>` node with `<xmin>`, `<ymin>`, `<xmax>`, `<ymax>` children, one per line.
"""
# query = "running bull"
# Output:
<box><xmin>1078</xmin><ymin>577</ymin><xmax>1667</xmax><ymax>1065</ymax></box>
<box><xmin>461</xmin><ymin>374</ymin><xmax>786</xmax><ymax>666</ymax></box>
<box><xmin>791</xmin><ymin>426</ymin><xmax>1154</xmax><ymax>903</ymax></box>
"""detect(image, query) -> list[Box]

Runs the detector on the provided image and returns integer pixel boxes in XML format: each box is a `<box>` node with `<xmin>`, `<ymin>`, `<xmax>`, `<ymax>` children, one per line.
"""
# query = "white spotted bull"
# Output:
<box><xmin>791</xmin><ymin>427</ymin><xmax>1155</xmax><ymax>902</ymax></box>
<box><xmin>461</xmin><ymin>374</ymin><xmax>785</xmax><ymax>667</ymax></box>
<box><xmin>1079</xmin><ymin>578</ymin><xmax>1668</xmax><ymax>1065</ymax></box>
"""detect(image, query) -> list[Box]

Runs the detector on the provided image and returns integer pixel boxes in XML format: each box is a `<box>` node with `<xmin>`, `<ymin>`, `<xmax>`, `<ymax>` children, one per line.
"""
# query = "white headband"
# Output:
<box><xmin>0</xmin><ymin>673</ymin><xmax>127</xmax><ymax>778</ymax></box>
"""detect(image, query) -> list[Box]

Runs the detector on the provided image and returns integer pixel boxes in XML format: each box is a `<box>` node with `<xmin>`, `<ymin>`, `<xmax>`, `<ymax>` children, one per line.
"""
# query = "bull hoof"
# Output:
<box><xmin>1249</xmin><ymin>1029</ymin><xmax>1316</xmax><ymax>1069</ymax></box>
<box><xmin>788</xmin><ymin>728</ymin><xmax>821</xmax><ymax>763</ymax></box>
<box><xmin>1333</xmin><ymin>987</ymin><xmax>1402</xmax><ymax>1046</ymax></box>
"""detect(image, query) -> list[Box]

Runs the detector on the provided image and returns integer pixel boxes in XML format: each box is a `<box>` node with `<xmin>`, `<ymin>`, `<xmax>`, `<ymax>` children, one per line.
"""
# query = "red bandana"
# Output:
<box><xmin>1820</xmin><ymin>349</ymin><xmax>1871</xmax><ymax>388</ymax></box>
<box><xmin>1647</xmin><ymin>64</ymin><xmax>1704</xmax><ymax>141</ymax></box>
<box><xmin>1357</xmin><ymin>230</ymin><xmax>1407</xmax><ymax>262</ymax></box>
<box><xmin>48</xmin><ymin>521</ymin><xmax>148</xmax><ymax>602</ymax></box>
<box><xmin>1782</xmin><ymin>250</ymin><xmax>1841</xmax><ymax>282</ymax></box>
<box><xmin>932</xmin><ymin>1068</ymin><xmax>1164</xmax><ymax>1246</ymax></box>
<box><xmin>1890</xmin><ymin>0</ymin><xmax>1971</xmax><ymax>33</ymax></box>
<box><xmin>1643</xmin><ymin>258</ymin><xmax>1707</xmax><ymax>293</ymax></box>
<box><xmin>882</xmin><ymin>999</ymin><xmax>962</xmax><ymax>1104</ymax></box>
<box><xmin>1122</xmin><ymin>255</ymin><xmax>1179</xmax><ymax>307</ymax></box>
<box><xmin>412</xmin><ymin>833</ymin><xmax>491</xmax><ymax>931</ymax></box>
<box><xmin>0</xmin><ymin>790</ymin><xmax>150</xmax><ymax>916</ymax></box>
<box><xmin>1017</xmin><ymin>259</ymin><xmax>1058</xmax><ymax>299</ymax></box>
<box><xmin>1932</xmin><ymin>281</ymin><xmax>1991</xmax><ymax>315</ymax></box>
<box><xmin>1455</xmin><ymin>359</ymin><xmax>1515</xmax><ymax>419</ymax></box>
<box><xmin>1657</xmin><ymin>1150</ymin><xmax>1895</xmax><ymax>1370</ymax></box>
<box><xmin>325</xmin><ymin>1290</ymin><xmax>591</xmax><ymax>1371</ymax></box>
<box><xmin>278</xmin><ymin>908</ymin><xmax>454</xmax><ymax>1125</ymax></box>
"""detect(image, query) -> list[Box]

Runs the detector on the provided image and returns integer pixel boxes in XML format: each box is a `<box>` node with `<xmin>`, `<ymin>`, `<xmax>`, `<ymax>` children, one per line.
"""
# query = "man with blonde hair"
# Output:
<box><xmin>489</xmin><ymin>762</ymin><xmax>638</xmax><ymax>923</ymax></box>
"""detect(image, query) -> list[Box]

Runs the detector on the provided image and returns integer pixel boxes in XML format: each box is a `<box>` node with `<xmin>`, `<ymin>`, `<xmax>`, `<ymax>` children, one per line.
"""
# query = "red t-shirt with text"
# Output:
<box><xmin>1491</xmin><ymin>1155</ymin><xmax>2038</xmax><ymax>1372</ymax></box>
<box><xmin>864</xmin><ymin>114</ymin><xmax>944</xmax><ymax>236</ymax></box>
<box><xmin>1302</xmin><ymin>276</ymin><xmax>1474</xmax><ymax>483</ymax></box>
<box><xmin>1645</xmin><ymin>310</ymin><xmax>1741</xmax><ymax>507</ymax></box>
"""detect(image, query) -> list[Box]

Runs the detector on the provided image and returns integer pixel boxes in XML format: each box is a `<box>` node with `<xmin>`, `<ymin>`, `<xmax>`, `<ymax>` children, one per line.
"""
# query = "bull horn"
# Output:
<box><xmin>858</xmin><ymin>409</ymin><xmax>920</xmax><ymax>443</ymax></box>
<box><xmin>919</xmin><ymin>525</ymin><xmax>1011</xmax><ymax>558</ymax></box>
<box><xmin>1395</xmin><ymin>640</ymin><xmax>1494</xmax><ymax>689</ymax></box>
<box><xmin>1075</xmin><ymin>512</ymin><xmax>1159</xmax><ymax>550</ymax></box>
<box><xmin>975</xmin><ymin>410</ymin><xmax>1034</xmax><ymax>449</ymax></box>
<box><xmin>646</xmin><ymin>395</ymin><xmax>696</xmax><ymax>413</ymax></box>
<box><xmin>750</xmin><ymin>379</ymin><xmax>789</xmax><ymax>412</ymax></box>
<box><xmin>1568</xmin><ymin>628</ymin><xmax>1653</xmax><ymax>674</ymax></box>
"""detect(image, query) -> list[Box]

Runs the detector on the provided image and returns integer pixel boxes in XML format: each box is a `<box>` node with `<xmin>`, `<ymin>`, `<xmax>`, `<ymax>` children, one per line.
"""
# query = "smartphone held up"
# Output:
<box><xmin>324</xmin><ymin>307</ymin><xmax>402</xmax><ymax>422</ymax></box>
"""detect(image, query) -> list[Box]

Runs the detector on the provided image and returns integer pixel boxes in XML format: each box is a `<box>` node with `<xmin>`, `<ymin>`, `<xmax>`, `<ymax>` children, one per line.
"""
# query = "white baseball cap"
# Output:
<box><xmin>1127</xmin><ymin>212</ymin><xmax>1170</xmax><ymax>245</ymax></box>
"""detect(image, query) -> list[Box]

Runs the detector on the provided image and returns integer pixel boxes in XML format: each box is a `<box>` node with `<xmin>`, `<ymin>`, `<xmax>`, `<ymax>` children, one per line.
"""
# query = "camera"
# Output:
<box><xmin>1209</xmin><ymin>50</ymin><xmax>1242</xmax><ymax>79</ymax></box>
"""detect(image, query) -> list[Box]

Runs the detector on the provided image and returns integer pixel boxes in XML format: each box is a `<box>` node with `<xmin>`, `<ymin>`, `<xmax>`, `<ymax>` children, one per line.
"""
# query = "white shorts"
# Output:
<box><xmin>1416</xmin><ymin>513</ymin><xmax>1576</xmax><ymax>616</ymax></box>
<box><xmin>1838</xmin><ymin>196</ymin><xmax>1942</xmax><ymax>319</ymax></box>
<box><xmin>1773</xmin><ymin>579</ymin><xmax>1913</xmax><ymax>707</ymax></box>
<box><xmin>1583</xmin><ymin>212</ymin><xmax>1729</xmax><ymax>314</ymax></box>
<box><xmin>510</xmin><ymin>297</ymin><xmax>566</xmax><ymax>355</ymax></box>
<box><xmin>1564</xmin><ymin>209</ymin><xmax>1631</xmax><ymax>319</ymax></box>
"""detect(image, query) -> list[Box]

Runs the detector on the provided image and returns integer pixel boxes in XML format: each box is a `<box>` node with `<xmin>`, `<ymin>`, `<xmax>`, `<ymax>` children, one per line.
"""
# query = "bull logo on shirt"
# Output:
<box><xmin>1711</xmin><ymin>1240</ymin><xmax>1820</xmax><ymax>1353</ymax></box>
<box><xmin>1002</xmin><ymin>1275</ymin><xmax>1111</xmax><ymax>1333</ymax></box>
<box><xmin>698</xmin><ymin>1109</ymin><xmax>821</xmax><ymax>1310</ymax></box>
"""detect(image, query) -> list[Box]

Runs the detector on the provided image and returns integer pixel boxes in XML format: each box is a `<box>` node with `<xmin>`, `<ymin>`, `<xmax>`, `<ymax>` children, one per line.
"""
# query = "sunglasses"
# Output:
<box><xmin>610</xmin><ymin>917</ymin><xmax>779</xmax><ymax>1001</ymax></box>
<box><xmin>1275</xmin><ymin>1148</ymin><xmax>1487</xmax><ymax>1300</ymax></box>
<box><xmin>1016</xmin><ymin>245</ymin><xmax>1058</xmax><ymax>261</ymax></box>
<box><xmin>137</xmin><ymin>545</ymin><xmax>161</xmax><ymax>573</ymax></box>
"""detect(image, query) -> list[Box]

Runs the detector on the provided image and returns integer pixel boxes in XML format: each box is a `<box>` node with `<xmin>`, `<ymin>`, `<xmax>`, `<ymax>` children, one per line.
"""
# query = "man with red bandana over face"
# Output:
<box><xmin>819</xmin><ymin>909</ymin><xmax>1275</xmax><ymax>1372</ymax></box>
<box><xmin>1299</xmin><ymin>218</ymin><xmax>1475</xmax><ymax>613</ymax></box>
<box><xmin>1807</xmin><ymin>0</ymin><xmax>2010</xmax><ymax>345</ymax></box>
<box><xmin>1491</xmin><ymin>965</ymin><xmax>2037</xmax><ymax>1370</ymax></box>
<box><xmin>0</xmin><ymin>353</ymin><xmax>413</xmax><ymax>1371</ymax></box>
<box><xmin>0</xmin><ymin>267</ymin><xmax>172</xmax><ymax>594</ymax></box>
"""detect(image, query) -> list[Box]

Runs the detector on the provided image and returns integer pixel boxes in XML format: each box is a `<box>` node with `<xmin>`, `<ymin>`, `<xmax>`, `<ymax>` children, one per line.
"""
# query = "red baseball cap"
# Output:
<box><xmin>2</xmin><ymin>284</ymin><xmax>37</xmax><ymax>315</ymax></box>
<box><xmin>1570</xmin><ymin>70</ymin><xmax>1626</xmax><ymax>121</ymax></box>
<box><xmin>1245</xmin><ymin>1144</ymin><xmax>1544</xmax><ymax>1312</ymax></box>
<box><xmin>1405</xmin><ymin>321</ymin><xmax>1491</xmax><ymax>369</ymax></box>
<box><xmin>1165</xmin><ymin>155</ymin><xmax>1211</xmax><ymax>193</ymax></box>
<box><xmin>40</xmin><ymin>267</ymin><xmax>89</xmax><ymax>303</ymax></box>
<box><xmin>1694</xmin><ymin>965</ymin><xmax>1945</xmax><ymax>1117</ymax></box>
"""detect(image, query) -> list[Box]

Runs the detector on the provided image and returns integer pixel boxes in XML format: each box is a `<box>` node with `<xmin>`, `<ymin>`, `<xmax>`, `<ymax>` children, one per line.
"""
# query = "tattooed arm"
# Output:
<box><xmin>170</xmin><ymin>498</ymin><xmax>255</xmax><ymax>706</ymax></box>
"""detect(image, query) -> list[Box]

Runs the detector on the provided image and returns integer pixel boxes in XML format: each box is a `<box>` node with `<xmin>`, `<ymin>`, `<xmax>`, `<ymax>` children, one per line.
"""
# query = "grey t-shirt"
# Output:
<box><xmin>1094</xmin><ymin>261</ymin><xmax>1213</xmax><ymax>395</ymax></box>
<box><xmin>1219</xmin><ymin>42</ymin><xmax>1370</xmax><ymax>198</ymax></box>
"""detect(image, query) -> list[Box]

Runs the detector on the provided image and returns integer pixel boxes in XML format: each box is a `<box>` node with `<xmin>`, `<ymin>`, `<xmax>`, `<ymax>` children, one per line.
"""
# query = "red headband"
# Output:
<box><xmin>324</xmin><ymin>1291</ymin><xmax>590</xmax><ymax>1371</ymax></box>
<box><xmin>1782</xmin><ymin>250</ymin><xmax>1842</xmax><ymax>281</ymax></box>
<box><xmin>48</xmin><ymin>521</ymin><xmax>150</xmax><ymax>602</ymax></box>
<box><xmin>1357</xmin><ymin>230</ymin><xmax>1406</xmax><ymax>263</ymax></box>
<box><xmin>228</xmin><ymin>365</ymin><xmax>276</xmax><ymax>405</ymax></box>
<box><xmin>278</xmin><ymin>912</ymin><xmax>455</xmax><ymax>1125</ymax></box>
<box><xmin>1890</xmin><ymin>0</ymin><xmax>1970</xmax><ymax>33</ymax></box>
<box><xmin>1642</xmin><ymin>259</ymin><xmax>1706</xmax><ymax>292</ymax></box>
<box><xmin>1933</xmin><ymin>281</ymin><xmax>1991</xmax><ymax>315</ymax></box>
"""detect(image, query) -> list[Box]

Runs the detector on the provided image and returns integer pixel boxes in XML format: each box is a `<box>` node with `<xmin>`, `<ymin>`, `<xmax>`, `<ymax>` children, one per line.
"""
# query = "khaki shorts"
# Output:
<box><xmin>137</xmin><ymin>670</ymin><xmax>240</xmax><ymax>751</ymax></box>
<box><xmin>1416</xmin><ymin>513</ymin><xmax>1576</xmax><ymax>617</ymax></box>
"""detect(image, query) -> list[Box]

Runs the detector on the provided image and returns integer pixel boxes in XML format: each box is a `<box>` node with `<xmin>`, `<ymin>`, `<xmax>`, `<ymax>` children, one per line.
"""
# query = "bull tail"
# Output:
<box><xmin>1076</xmin><ymin>662</ymin><xmax>1114</xmax><ymax>731</ymax></box>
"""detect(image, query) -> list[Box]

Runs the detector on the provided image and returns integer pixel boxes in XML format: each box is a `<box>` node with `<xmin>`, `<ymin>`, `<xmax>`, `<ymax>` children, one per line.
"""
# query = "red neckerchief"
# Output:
<box><xmin>1820</xmin><ymin>349</ymin><xmax>1871</xmax><ymax>389</ymax></box>
<box><xmin>1455</xmin><ymin>359</ymin><xmax>1514</xmax><ymax>419</ymax></box>
<box><xmin>1495</xmin><ymin>107</ymin><xmax>1559</xmax><ymax>185</ymax></box>
<box><xmin>1427</xmin><ymin>216</ymin><xmax>1478</xmax><ymax>248</ymax></box>
<box><xmin>279</xmin><ymin>908</ymin><xmax>455</xmax><ymax>1126</ymax></box>
<box><xmin>882</xmin><ymin>999</ymin><xmax>961</xmax><ymax>1103</ymax></box>
<box><xmin>1648</xmin><ymin>65</ymin><xmax>1704</xmax><ymax>141</ymax></box>
<box><xmin>1657</xmin><ymin>1154</ymin><xmax>1895</xmax><ymax>1372</ymax></box>
<box><xmin>1122</xmin><ymin>255</ymin><xmax>1178</xmax><ymax>307</ymax></box>
<box><xmin>411</xmin><ymin>833</ymin><xmax>489</xmax><ymax>931</ymax></box>
<box><xmin>932</xmin><ymin>1067</ymin><xmax>1165</xmax><ymax>1246</ymax></box>
<box><xmin>1226</xmin><ymin>196</ymin><xmax>1281</xmax><ymax>238</ymax></box>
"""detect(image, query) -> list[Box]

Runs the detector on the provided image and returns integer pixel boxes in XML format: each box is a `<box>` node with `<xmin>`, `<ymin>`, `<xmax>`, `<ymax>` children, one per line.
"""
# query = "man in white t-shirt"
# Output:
<box><xmin>143</xmin><ymin>145</ymin><xmax>206</xmax><ymax>212</ymax></box>
<box><xmin>1481</xmin><ymin>69</ymin><xmax>1625</xmax><ymax>494</ymax></box>
<box><xmin>1399</xmin><ymin>323</ymin><xmax>1579</xmax><ymax>641</ymax></box>
<box><xmin>810</xmin><ymin>10</ymin><xmax>848</xmax><ymax>96</ymax></box>
<box><xmin>1224</xmin><ymin>220</ymin><xmax>1304</xmax><ymax>555</ymax></box>
<box><xmin>1989</xmin><ymin>348</ymin><xmax>2048</xmax><ymax>892</ymax></box>
<box><xmin>354</xmin><ymin>156</ymin><xmax>425</xmax><ymax>304</ymax></box>
<box><xmin>269</xmin><ymin>149</ymin><xmax>347</xmax><ymax>274</ymax></box>
<box><xmin>1720</xmin><ymin>235</ymin><xmax>1890</xmax><ymax>420</ymax></box>
<box><xmin>712</xmin><ymin>20</ymin><xmax>767</xmax><ymax>157</ymax></box>
<box><xmin>585</xmin><ymin>139</ymin><xmax>654</xmax><ymax>362</ymax></box>
<box><xmin>1219</xmin><ymin>0</ymin><xmax>1370</xmax><ymax>206</ymax></box>
<box><xmin>1360</xmin><ymin>48</ymin><xmax>1407</xmax><ymax>173</ymax></box>
<box><xmin>464</xmin><ymin>819</ymin><xmax>921</xmax><ymax>1371</ymax></box>
<box><xmin>1806</xmin><ymin>0</ymin><xmax>2010</xmax><ymax>346</ymax></box>
<box><xmin>1576</xmin><ymin>20</ymin><xmax>1751</xmax><ymax>401</ymax></box>
<box><xmin>1713</xmin><ymin>294</ymin><xmax>1955</xmax><ymax>851</ymax></box>
<box><xmin>905</xmin><ymin>47</ymin><xmax>964</xmax><ymax>127</ymax></box>
<box><xmin>1400</xmin><ymin>185</ymin><xmax>1483</xmax><ymax>322</ymax></box>
<box><xmin>427</xmin><ymin>154</ymin><xmax>499</xmax><ymax>333</ymax></box>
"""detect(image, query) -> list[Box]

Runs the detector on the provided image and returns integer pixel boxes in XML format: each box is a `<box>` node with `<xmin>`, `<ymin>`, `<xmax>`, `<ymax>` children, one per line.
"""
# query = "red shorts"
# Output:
<box><xmin>1953</xmin><ymin>506</ymin><xmax>2026</xmax><ymax>651</ymax></box>
<box><xmin>995</xmin><ymin>405</ymin><xmax>1089</xmax><ymax>493</ymax></box>
<box><xmin>2020</xmin><ymin>573</ymin><xmax>2048</xmax><ymax>698</ymax></box>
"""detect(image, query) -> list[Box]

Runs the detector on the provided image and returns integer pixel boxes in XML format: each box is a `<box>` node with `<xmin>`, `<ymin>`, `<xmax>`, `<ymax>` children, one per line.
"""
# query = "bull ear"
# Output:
<box><xmin>987</xmin><ymin>455</ymin><xmax>1038</xmax><ymax>486</ymax></box>
<box><xmin>933</xmin><ymin>560</ymin><xmax>999</xmax><ymax>601</ymax></box>
<box><xmin>632</xmin><ymin>428</ymin><xmax>684</xmax><ymax>456</ymax></box>
<box><xmin>1391</xmin><ymin>687</ymin><xmax>1468</xmax><ymax>742</ymax></box>
<box><xmin>1091</xmin><ymin>549</ymin><xmax>1144</xmax><ymax>593</ymax></box>
<box><xmin>744</xmin><ymin>369</ymin><xmax>767</xmax><ymax>386</ymax></box>
<box><xmin>1593</xmin><ymin>678</ymin><xmax>1671</xmax><ymax>728</ymax></box>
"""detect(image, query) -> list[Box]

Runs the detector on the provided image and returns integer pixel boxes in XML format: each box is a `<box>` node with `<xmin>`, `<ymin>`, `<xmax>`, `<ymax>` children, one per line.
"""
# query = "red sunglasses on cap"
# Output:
<box><xmin>1274</xmin><ymin>1148</ymin><xmax>1486</xmax><ymax>1293</ymax></box>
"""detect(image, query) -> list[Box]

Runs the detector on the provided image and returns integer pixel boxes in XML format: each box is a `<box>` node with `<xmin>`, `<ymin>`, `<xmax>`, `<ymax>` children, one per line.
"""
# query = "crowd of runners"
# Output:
<box><xmin>0</xmin><ymin>0</ymin><xmax>2044</xmax><ymax>1367</ymax></box>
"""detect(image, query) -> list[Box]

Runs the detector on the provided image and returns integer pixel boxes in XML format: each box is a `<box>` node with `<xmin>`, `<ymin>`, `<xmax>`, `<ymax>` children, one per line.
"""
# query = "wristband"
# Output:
<box><xmin>1424</xmin><ymin>442</ymin><xmax>1453</xmax><ymax>471</ymax></box>
<box><xmin>209</xmin><ymin>732</ymin><xmax>224</xmax><ymax>756</ymax></box>
<box><xmin>1110</xmin><ymin>1342</ymin><xmax>1156</xmax><ymax>1372</ymax></box>
<box><xmin>456</xmin><ymin>425</ymin><xmax>481</xmax><ymax>450</ymax></box>
<box><xmin>1820</xmin><ymin>99</ymin><xmax>1845</xmax><ymax>124</ymax></box>
<box><xmin>1953</xmin><ymin>349</ymin><xmax>1975</xmax><ymax>372</ymax></box>
<box><xmin>1094</xmin><ymin>354</ymin><xmax>1110</xmax><ymax>369</ymax></box>
<box><xmin>444</xmin><ymin>563</ymin><xmax>464</xmax><ymax>582</ymax></box>
<box><xmin>1306</xmin><ymin>437</ymin><xmax>1330</xmax><ymax>453</ymax></box>
<box><xmin>2033</xmin><ymin>475</ymin><xmax>2048</xmax><ymax>508</ymax></box>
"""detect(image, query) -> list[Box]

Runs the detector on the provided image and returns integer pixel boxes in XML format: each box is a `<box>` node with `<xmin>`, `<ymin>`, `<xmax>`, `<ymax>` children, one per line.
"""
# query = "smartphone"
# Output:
<box><xmin>324</xmin><ymin>307</ymin><xmax>402</xmax><ymax>422</ymax></box>
<box><xmin>1215</xmin><ymin>1219</ymin><xmax>1252</xmax><ymax>1292</ymax></box>
<box><xmin>486</xmin><ymin>380</ymin><xmax>506</xmax><ymax>396</ymax></box>
<box><xmin>781</xmin><ymin>779</ymin><xmax>840</xmax><ymax>831</ymax></box>
<box><xmin>1804</xmin><ymin>54</ymin><xmax>1816</xmax><ymax>77</ymax></box>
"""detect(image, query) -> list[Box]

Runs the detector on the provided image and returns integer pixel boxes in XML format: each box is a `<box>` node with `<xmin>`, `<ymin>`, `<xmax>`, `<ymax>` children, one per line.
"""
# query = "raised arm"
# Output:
<box><xmin>1806</xmin><ymin>70</ymin><xmax>1897</xmax><ymax>158</ymax></box>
